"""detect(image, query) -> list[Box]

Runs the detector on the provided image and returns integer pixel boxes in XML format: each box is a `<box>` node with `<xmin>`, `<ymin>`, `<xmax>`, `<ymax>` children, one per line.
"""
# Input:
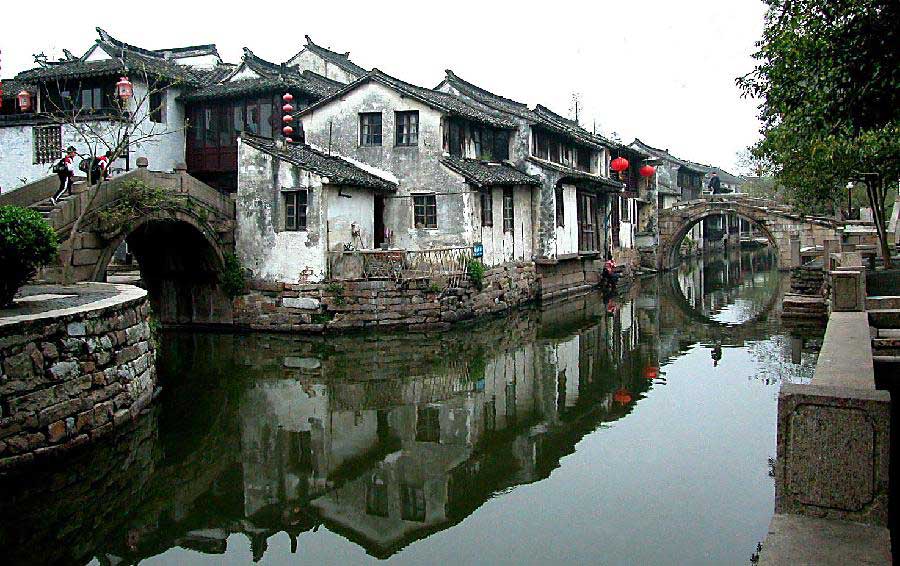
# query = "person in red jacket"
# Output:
<box><xmin>51</xmin><ymin>146</ymin><xmax>78</xmax><ymax>204</ymax></box>
<box><xmin>89</xmin><ymin>151</ymin><xmax>112</xmax><ymax>185</ymax></box>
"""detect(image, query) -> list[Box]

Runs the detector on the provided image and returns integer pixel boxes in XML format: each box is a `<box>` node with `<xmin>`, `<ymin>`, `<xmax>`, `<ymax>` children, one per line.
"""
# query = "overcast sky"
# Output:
<box><xmin>2</xmin><ymin>0</ymin><xmax>766</xmax><ymax>172</ymax></box>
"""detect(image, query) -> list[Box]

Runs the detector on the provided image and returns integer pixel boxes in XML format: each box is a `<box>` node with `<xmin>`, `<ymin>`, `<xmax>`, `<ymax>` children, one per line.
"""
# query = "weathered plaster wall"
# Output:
<box><xmin>129</xmin><ymin>83</ymin><xmax>186</xmax><ymax>173</ymax></box>
<box><xmin>0</xmin><ymin>124</ymin><xmax>106</xmax><ymax>194</ymax></box>
<box><xmin>473</xmin><ymin>185</ymin><xmax>535</xmax><ymax>265</ymax></box>
<box><xmin>300</xmin><ymin>82</ymin><xmax>473</xmax><ymax>251</ymax></box>
<box><xmin>235</xmin><ymin>140</ymin><xmax>328</xmax><ymax>283</ymax></box>
<box><xmin>0</xmin><ymin>285</ymin><xmax>156</xmax><ymax>469</ymax></box>
<box><xmin>327</xmin><ymin>186</ymin><xmax>375</xmax><ymax>251</ymax></box>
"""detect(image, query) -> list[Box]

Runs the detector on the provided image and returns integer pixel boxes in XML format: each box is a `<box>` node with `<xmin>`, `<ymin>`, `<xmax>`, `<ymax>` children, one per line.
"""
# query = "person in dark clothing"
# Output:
<box><xmin>52</xmin><ymin>146</ymin><xmax>78</xmax><ymax>204</ymax></box>
<box><xmin>707</xmin><ymin>171</ymin><xmax>723</xmax><ymax>194</ymax></box>
<box><xmin>89</xmin><ymin>151</ymin><xmax>112</xmax><ymax>185</ymax></box>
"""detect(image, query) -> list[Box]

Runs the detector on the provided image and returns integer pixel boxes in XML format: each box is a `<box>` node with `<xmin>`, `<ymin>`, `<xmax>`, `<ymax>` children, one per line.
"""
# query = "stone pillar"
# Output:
<box><xmin>790</xmin><ymin>233</ymin><xmax>801</xmax><ymax>268</ymax></box>
<box><xmin>823</xmin><ymin>239</ymin><xmax>839</xmax><ymax>271</ymax></box>
<box><xmin>830</xmin><ymin>270</ymin><xmax>866</xmax><ymax>312</ymax></box>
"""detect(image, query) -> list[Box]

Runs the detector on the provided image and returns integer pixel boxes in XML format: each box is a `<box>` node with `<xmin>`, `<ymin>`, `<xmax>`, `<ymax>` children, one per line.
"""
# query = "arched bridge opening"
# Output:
<box><xmin>656</xmin><ymin>197</ymin><xmax>842</xmax><ymax>272</ymax></box>
<box><xmin>663</xmin><ymin>211</ymin><xmax>778</xmax><ymax>272</ymax></box>
<box><xmin>93</xmin><ymin>217</ymin><xmax>233</xmax><ymax>326</ymax></box>
<box><xmin>36</xmin><ymin>167</ymin><xmax>236</xmax><ymax>327</ymax></box>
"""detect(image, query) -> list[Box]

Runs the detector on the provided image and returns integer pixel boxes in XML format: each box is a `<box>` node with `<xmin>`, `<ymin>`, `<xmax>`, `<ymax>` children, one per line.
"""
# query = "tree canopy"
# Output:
<box><xmin>738</xmin><ymin>0</ymin><xmax>900</xmax><ymax>213</ymax></box>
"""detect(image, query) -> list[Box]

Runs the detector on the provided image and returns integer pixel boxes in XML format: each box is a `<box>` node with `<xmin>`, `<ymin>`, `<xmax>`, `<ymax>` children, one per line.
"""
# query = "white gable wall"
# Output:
<box><xmin>286</xmin><ymin>50</ymin><xmax>358</xmax><ymax>84</ymax></box>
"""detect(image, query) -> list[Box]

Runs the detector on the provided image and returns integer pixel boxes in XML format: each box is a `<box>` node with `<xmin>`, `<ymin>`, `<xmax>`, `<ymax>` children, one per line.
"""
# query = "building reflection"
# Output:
<box><xmin>0</xmin><ymin>248</ymin><xmax>804</xmax><ymax>565</ymax></box>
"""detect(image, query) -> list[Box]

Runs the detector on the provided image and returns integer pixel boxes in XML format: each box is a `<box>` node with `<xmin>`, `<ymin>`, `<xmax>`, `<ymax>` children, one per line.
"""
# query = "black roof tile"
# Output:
<box><xmin>441</xmin><ymin>155</ymin><xmax>540</xmax><ymax>187</ymax></box>
<box><xmin>299</xmin><ymin>36</ymin><xmax>368</xmax><ymax>78</ymax></box>
<box><xmin>242</xmin><ymin>134</ymin><xmax>397</xmax><ymax>191</ymax></box>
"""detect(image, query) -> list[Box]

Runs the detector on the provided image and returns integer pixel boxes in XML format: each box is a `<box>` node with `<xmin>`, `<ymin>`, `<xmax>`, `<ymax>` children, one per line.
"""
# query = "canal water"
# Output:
<box><xmin>0</xmin><ymin>247</ymin><xmax>822</xmax><ymax>565</ymax></box>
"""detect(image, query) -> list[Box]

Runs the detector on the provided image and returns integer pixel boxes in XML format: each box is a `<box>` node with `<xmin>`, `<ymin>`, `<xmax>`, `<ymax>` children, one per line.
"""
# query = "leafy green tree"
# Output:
<box><xmin>0</xmin><ymin>206</ymin><xmax>59</xmax><ymax>307</ymax></box>
<box><xmin>738</xmin><ymin>0</ymin><xmax>900</xmax><ymax>266</ymax></box>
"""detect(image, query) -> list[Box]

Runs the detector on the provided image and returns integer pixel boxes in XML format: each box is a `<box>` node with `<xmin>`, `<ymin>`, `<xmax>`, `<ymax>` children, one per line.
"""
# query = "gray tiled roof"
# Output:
<box><xmin>298</xmin><ymin>70</ymin><xmax>518</xmax><ymax>129</ymax></box>
<box><xmin>181</xmin><ymin>50</ymin><xmax>343</xmax><ymax>102</ymax></box>
<box><xmin>441</xmin><ymin>155</ymin><xmax>540</xmax><ymax>187</ymax></box>
<box><xmin>526</xmin><ymin>156</ymin><xmax>624</xmax><ymax>191</ymax></box>
<box><xmin>630</xmin><ymin>138</ymin><xmax>742</xmax><ymax>182</ymax></box>
<box><xmin>242</xmin><ymin>134</ymin><xmax>397</xmax><ymax>191</ymax></box>
<box><xmin>440</xmin><ymin>70</ymin><xmax>615</xmax><ymax>150</ymax></box>
<box><xmin>1</xmin><ymin>78</ymin><xmax>35</xmax><ymax>99</ymax></box>
<box><xmin>301</xmin><ymin>36</ymin><xmax>368</xmax><ymax>78</ymax></box>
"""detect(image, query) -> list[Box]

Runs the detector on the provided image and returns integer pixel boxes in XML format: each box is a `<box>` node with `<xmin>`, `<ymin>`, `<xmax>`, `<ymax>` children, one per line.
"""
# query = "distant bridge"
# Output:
<box><xmin>0</xmin><ymin>164</ymin><xmax>236</xmax><ymax>325</ymax></box>
<box><xmin>657</xmin><ymin>195</ymin><xmax>844</xmax><ymax>271</ymax></box>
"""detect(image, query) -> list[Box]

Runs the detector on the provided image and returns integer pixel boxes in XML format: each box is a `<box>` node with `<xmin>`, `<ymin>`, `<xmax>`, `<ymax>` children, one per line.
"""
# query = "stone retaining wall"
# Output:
<box><xmin>0</xmin><ymin>286</ymin><xmax>156</xmax><ymax>470</ymax></box>
<box><xmin>233</xmin><ymin>262</ymin><xmax>539</xmax><ymax>333</ymax></box>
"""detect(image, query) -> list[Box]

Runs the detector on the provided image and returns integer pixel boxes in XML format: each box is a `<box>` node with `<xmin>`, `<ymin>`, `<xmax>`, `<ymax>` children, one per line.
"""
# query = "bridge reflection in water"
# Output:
<box><xmin>0</xmin><ymin>248</ymin><xmax>822</xmax><ymax>565</ymax></box>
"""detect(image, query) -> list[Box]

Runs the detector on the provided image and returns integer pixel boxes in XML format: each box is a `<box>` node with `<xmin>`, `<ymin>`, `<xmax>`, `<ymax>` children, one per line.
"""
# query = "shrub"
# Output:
<box><xmin>221</xmin><ymin>253</ymin><xmax>247</xmax><ymax>298</ymax></box>
<box><xmin>467</xmin><ymin>258</ymin><xmax>485</xmax><ymax>290</ymax></box>
<box><xmin>0</xmin><ymin>205</ymin><xmax>59</xmax><ymax>307</ymax></box>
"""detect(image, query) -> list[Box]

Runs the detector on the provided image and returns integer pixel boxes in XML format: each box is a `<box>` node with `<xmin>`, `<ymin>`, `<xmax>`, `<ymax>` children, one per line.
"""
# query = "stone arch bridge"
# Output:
<box><xmin>0</xmin><ymin>165</ymin><xmax>236</xmax><ymax>325</ymax></box>
<box><xmin>657</xmin><ymin>196</ymin><xmax>843</xmax><ymax>271</ymax></box>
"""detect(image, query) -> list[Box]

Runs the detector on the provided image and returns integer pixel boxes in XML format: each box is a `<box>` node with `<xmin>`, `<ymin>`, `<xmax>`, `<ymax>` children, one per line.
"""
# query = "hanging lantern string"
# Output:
<box><xmin>282</xmin><ymin>92</ymin><xmax>294</xmax><ymax>143</ymax></box>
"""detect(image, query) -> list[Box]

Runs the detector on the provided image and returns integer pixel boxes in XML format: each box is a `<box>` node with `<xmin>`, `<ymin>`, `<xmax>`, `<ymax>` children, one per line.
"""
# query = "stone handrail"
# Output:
<box><xmin>0</xmin><ymin>174</ymin><xmax>86</xmax><ymax>208</ymax></box>
<box><xmin>46</xmin><ymin>168</ymin><xmax>235</xmax><ymax>235</ymax></box>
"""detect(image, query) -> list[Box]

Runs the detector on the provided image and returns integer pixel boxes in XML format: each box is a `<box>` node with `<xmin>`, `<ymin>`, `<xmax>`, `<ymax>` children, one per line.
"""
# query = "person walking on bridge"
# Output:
<box><xmin>51</xmin><ymin>146</ymin><xmax>77</xmax><ymax>204</ymax></box>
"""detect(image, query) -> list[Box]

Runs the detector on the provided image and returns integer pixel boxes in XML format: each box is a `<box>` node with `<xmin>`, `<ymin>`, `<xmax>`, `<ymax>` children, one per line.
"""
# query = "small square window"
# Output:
<box><xmin>502</xmin><ymin>187</ymin><xmax>514</xmax><ymax>233</ymax></box>
<box><xmin>413</xmin><ymin>194</ymin><xmax>437</xmax><ymax>229</ymax></box>
<box><xmin>284</xmin><ymin>190</ymin><xmax>308</xmax><ymax>231</ymax></box>
<box><xmin>360</xmin><ymin>112</ymin><xmax>382</xmax><ymax>146</ymax></box>
<box><xmin>395</xmin><ymin>110</ymin><xmax>418</xmax><ymax>146</ymax></box>
<box><xmin>150</xmin><ymin>90</ymin><xmax>166</xmax><ymax>124</ymax></box>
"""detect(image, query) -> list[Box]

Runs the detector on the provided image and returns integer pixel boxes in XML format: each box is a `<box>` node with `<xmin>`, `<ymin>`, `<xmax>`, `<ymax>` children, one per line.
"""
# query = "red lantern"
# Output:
<box><xmin>116</xmin><ymin>76</ymin><xmax>133</xmax><ymax>101</ymax></box>
<box><xmin>282</xmin><ymin>93</ymin><xmax>293</xmax><ymax>103</ymax></box>
<box><xmin>282</xmin><ymin>103</ymin><xmax>294</xmax><ymax>113</ymax></box>
<box><xmin>610</xmin><ymin>156</ymin><xmax>629</xmax><ymax>173</ymax></box>
<box><xmin>282</xmin><ymin>125</ymin><xmax>294</xmax><ymax>136</ymax></box>
<box><xmin>613</xmin><ymin>388</ymin><xmax>632</xmax><ymax>405</ymax></box>
<box><xmin>639</xmin><ymin>165</ymin><xmax>656</xmax><ymax>177</ymax></box>
<box><xmin>643</xmin><ymin>366</ymin><xmax>659</xmax><ymax>380</ymax></box>
<box><xmin>282</xmin><ymin>114</ymin><xmax>294</xmax><ymax>123</ymax></box>
<box><xmin>17</xmin><ymin>90</ymin><xmax>32</xmax><ymax>111</ymax></box>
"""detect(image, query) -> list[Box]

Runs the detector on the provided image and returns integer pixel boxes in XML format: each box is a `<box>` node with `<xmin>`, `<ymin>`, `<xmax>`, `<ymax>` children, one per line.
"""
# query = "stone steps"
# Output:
<box><xmin>868</xmin><ymin>309</ymin><xmax>900</xmax><ymax>329</ymax></box>
<box><xmin>867</xmin><ymin>296</ymin><xmax>900</xmax><ymax>310</ymax></box>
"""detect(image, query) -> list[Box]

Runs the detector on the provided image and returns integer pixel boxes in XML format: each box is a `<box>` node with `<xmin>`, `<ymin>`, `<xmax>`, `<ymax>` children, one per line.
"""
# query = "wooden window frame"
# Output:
<box><xmin>502</xmin><ymin>187</ymin><xmax>514</xmax><ymax>233</ymax></box>
<box><xmin>480</xmin><ymin>189</ymin><xmax>493</xmax><ymax>227</ymax></box>
<box><xmin>283</xmin><ymin>189</ymin><xmax>308</xmax><ymax>231</ymax></box>
<box><xmin>395</xmin><ymin>110</ymin><xmax>419</xmax><ymax>146</ymax></box>
<box><xmin>413</xmin><ymin>194</ymin><xmax>437</xmax><ymax>229</ymax></box>
<box><xmin>360</xmin><ymin>112</ymin><xmax>383</xmax><ymax>146</ymax></box>
<box><xmin>33</xmin><ymin>125</ymin><xmax>62</xmax><ymax>165</ymax></box>
<box><xmin>555</xmin><ymin>186</ymin><xmax>565</xmax><ymax>227</ymax></box>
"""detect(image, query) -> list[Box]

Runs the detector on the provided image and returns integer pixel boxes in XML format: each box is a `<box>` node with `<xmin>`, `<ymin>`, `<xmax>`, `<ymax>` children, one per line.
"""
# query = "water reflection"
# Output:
<box><xmin>0</xmin><ymin>248</ymin><xmax>819</xmax><ymax>565</ymax></box>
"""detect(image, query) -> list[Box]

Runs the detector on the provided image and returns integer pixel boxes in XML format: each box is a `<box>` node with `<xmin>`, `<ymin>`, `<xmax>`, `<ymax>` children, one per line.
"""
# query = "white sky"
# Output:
<box><xmin>1</xmin><ymin>0</ymin><xmax>766</xmax><ymax>172</ymax></box>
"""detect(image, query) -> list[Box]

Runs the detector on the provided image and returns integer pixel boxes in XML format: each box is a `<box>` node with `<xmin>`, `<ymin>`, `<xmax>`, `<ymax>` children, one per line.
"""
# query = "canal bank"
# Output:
<box><xmin>0</xmin><ymin>248</ymin><xmax>823</xmax><ymax>564</ymax></box>
<box><xmin>0</xmin><ymin>283</ymin><xmax>157</xmax><ymax>470</ymax></box>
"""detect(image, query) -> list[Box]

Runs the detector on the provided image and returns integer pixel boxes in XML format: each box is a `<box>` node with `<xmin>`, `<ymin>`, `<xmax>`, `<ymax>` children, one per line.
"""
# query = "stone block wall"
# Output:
<box><xmin>233</xmin><ymin>262</ymin><xmax>539</xmax><ymax>333</ymax></box>
<box><xmin>0</xmin><ymin>291</ymin><xmax>156</xmax><ymax>470</ymax></box>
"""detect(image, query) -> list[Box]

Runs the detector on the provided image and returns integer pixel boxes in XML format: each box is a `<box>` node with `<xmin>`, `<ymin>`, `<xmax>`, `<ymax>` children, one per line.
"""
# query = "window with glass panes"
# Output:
<box><xmin>413</xmin><ymin>194</ymin><xmax>437</xmax><ymax>229</ymax></box>
<box><xmin>283</xmin><ymin>190</ymin><xmax>308</xmax><ymax>231</ymax></box>
<box><xmin>360</xmin><ymin>112</ymin><xmax>382</xmax><ymax>146</ymax></box>
<box><xmin>395</xmin><ymin>111</ymin><xmax>418</xmax><ymax>146</ymax></box>
<box><xmin>502</xmin><ymin>187</ymin><xmax>514</xmax><ymax>232</ymax></box>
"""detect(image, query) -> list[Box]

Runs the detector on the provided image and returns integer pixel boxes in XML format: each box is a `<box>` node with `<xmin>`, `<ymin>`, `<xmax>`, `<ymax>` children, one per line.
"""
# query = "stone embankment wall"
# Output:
<box><xmin>233</xmin><ymin>262</ymin><xmax>539</xmax><ymax>332</ymax></box>
<box><xmin>781</xmin><ymin>262</ymin><xmax>827</xmax><ymax>323</ymax></box>
<box><xmin>0</xmin><ymin>287</ymin><xmax>156</xmax><ymax>470</ymax></box>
